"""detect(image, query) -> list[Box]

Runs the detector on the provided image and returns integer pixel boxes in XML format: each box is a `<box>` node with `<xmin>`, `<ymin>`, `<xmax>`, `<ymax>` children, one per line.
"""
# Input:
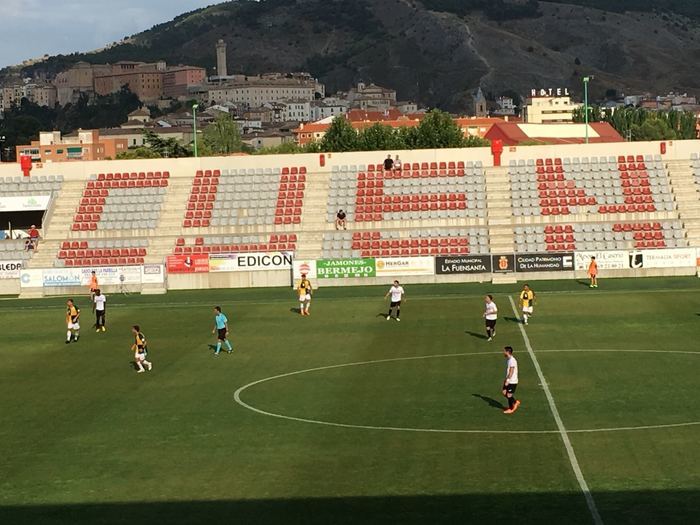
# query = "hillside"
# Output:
<box><xmin>14</xmin><ymin>0</ymin><xmax>700</xmax><ymax>111</ymax></box>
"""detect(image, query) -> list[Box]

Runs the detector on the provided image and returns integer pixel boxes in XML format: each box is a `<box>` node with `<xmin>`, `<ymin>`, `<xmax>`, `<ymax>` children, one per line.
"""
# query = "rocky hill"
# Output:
<box><xmin>14</xmin><ymin>0</ymin><xmax>700</xmax><ymax>111</ymax></box>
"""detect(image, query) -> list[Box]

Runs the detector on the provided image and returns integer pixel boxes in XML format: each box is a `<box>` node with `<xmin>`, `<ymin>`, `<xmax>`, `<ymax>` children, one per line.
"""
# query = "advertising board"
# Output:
<box><xmin>316</xmin><ymin>258</ymin><xmax>376</xmax><ymax>279</ymax></box>
<box><xmin>435</xmin><ymin>255</ymin><xmax>492</xmax><ymax>274</ymax></box>
<box><xmin>209</xmin><ymin>252</ymin><xmax>293</xmax><ymax>272</ymax></box>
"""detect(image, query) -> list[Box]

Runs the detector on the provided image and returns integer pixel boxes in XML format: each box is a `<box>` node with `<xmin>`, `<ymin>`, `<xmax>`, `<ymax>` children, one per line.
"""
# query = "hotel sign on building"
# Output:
<box><xmin>530</xmin><ymin>88</ymin><xmax>571</xmax><ymax>98</ymax></box>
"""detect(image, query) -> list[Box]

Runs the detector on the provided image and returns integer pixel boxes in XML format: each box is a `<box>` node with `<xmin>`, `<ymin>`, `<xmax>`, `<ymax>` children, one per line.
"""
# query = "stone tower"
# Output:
<box><xmin>216</xmin><ymin>39</ymin><xmax>227</xmax><ymax>78</ymax></box>
<box><xmin>474</xmin><ymin>86</ymin><xmax>488</xmax><ymax>117</ymax></box>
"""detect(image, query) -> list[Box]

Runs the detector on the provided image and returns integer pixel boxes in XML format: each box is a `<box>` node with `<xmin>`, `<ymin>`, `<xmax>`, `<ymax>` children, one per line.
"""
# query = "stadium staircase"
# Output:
<box><xmin>484</xmin><ymin>166</ymin><xmax>514</xmax><ymax>253</ymax></box>
<box><xmin>666</xmin><ymin>159</ymin><xmax>700</xmax><ymax>246</ymax></box>
<box><xmin>484</xmin><ymin>166</ymin><xmax>517</xmax><ymax>283</ymax></box>
<box><xmin>295</xmin><ymin>170</ymin><xmax>330</xmax><ymax>260</ymax></box>
<box><xmin>143</xmin><ymin>175</ymin><xmax>193</xmax><ymax>264</ymax></box>
<box><xmin>26</xmin><ymin>179</ymin><xmax>87</xmax><ymax>270</ymax></box>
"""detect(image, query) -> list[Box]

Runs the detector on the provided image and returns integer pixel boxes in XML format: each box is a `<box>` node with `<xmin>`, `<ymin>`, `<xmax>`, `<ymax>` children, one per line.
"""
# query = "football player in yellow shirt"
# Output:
<box><xmin>519</xmin><ymin>284</ymin><xmax>536</xmax><ymax>325</ymax></box>
<box><xmin>131</xmin><ymin>325</ymin><xmax>153</xmax><ymax>373</ymax></box>
<box><xmin>65</xmin><ymin>298</ymin><xmax>80</xmax><ymax>344</ymax></box>
<box><xmin>297</xmin><ymin>274</ymin><xmax>313</xmax><ymax>316</ymax></box>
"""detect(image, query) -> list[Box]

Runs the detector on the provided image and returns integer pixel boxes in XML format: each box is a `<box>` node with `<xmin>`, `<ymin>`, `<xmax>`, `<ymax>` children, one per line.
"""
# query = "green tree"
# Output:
<box><xmin>201</xmin><ymin>113</ymin><xmax>243</xmax><ymax>155</ymax></box>
<box><xmin>116</xmin><ymin>147</ymin><xmax>162</xmax><ymax>160</ymax></box>
<box><xmin>414</xmin><ymin>109</ymin><xmax>465</xmax><ymax>149</ymax></box>
<box><xmin>464</xmin><ymin>135</ymin><xmax>490</xmax><ymax>147</ymax></box>
<box><xmin>143</xmin><ymin>129</ymin><xmax>191</xmax><ymax>158</ymax></box>
<box><xmin>320</xmin><ymin>116</ymin><xmax>359</xmax><ymax>152</ymax></box>
<box><xmin>357</xmin><ymin>123</ymin><xmax>401</xmax><ymax>151</ymax></box>
<box><xmin>630</xmin><ymin>118</ymin><xmax>677</xmax><ymax>141</ymax></box>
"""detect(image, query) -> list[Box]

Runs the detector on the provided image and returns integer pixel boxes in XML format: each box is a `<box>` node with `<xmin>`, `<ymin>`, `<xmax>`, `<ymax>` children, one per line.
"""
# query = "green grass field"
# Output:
<box><xmin>1</xmin><ymin>277</ymin><xmax>700</xmax><ymax>524</ymax></box>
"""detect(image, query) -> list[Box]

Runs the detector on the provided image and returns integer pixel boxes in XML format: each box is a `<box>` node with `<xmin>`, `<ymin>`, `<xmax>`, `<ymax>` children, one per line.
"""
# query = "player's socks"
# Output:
<box><xmin>66</xmin><ymin>330</ymin><xmax>72</xmax><ymax>342</ymax></box>
<box><xmin>508</xmin><ymin>397</ymin><xmax>515</xmax><ymax>409</ymax></box>
<box><xmin>215</xmin><ymin>342</ymin><xmax>222</xmax><ymax>354</ymax></box>
<box><xmin>225</xmin><ymin>340</ymin><xmax>232</xmax><ymax>352</ymax></box>
<box><xmin>513</xmin><ymin>400</ymin><xmax>521</xmax><ymax>412</ymax></box>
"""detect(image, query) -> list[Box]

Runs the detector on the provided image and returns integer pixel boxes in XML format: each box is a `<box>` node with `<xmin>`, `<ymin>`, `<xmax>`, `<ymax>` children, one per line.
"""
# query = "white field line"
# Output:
<box><xmin>508</xmin><ymin>296</ymin><xmax>604</xmax><ymax>525</ymax></box>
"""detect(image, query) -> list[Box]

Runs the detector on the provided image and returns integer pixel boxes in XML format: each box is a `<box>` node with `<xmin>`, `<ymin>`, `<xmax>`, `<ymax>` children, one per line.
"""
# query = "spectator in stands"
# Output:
<box><xmin>24</xmin><ymin>238</ymin><xmax>35</xmax><ymax>252</ymax></box>
<box><xmin>335</xmin><ymin>209</ymin><xmax>347</xmax><ymax>230</ymax></box>
<box><xmin>28</xmin><ymin>225</ymin><xmax>40</xmax><ymax>249</ymax></box>
<box><xmin>383</xmin><ymin>154</ymin><xmax>394</xmax><ymax>172</ymax></box>
<box><xmin>394</xmin><ymin>155</ymin><xmax>402</xmax><ymax>173</ymax></box>
<box><xmin>28</xmin><ymin>225</ymin><xmax>39</xmax><ymax>241</ymax></box>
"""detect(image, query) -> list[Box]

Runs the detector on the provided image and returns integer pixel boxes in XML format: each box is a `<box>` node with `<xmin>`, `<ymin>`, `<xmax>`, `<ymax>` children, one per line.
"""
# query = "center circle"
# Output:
<box><xmin>234</xmin><ymin>350</ymin><xmax>700</xmax><ymax>434</ymax></box>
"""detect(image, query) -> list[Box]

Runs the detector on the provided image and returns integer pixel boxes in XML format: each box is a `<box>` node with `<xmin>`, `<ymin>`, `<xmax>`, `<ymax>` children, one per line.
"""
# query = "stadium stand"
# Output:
<box><xmin>322</xmin><ymin>228</ymin><xmax>489</xmax><ymax>259</ymax></box>
<box><xmin>514</xmin><ymin>221</ymin><xmax>686</xmax><ymax>253</ymax></box>
<box><xmin>173</xmin><ymin>234</ymin><xmax>297</xmax><ymax>254</ymax></box>
<box><xmin>327</xmin><ymin>161</ymin><xmax>487</xmax><ymax>223</ymax></box>
<box><xmin>0</xmin><ymin>239</ymin><xmax>35</xmax><ymax>262</ymax></box>
<box><xmin>0</xmin><ymin>175</ymin><xmax>63</xmax><ymax>265</ymax></box>
<box><xmin>0</xmin><ymin>174</ymin><xmax>63</xmax><ymax>195</ymax></box>
<box><xmin>56</xmin><ymin>238</ymin><xmax>149</xmax><ymax>267</ymax></box>
<box><xmin>182</xmin><ymin>167</ymin><xmax>306</xmax><ymax>228</ymax></box>
<box><xmin>509</xmin><ymin>155</ymin><xmax>675</xmax><ymax>216</ymax></box>
<box><xmin>5</xmin><ymin>142</ymin><xmax>700</xmax><ymax>298</ymax></box>
<box><xmin>71</xmin><ymin>171</ymin><xmax>168</xmax><ymax>231</ymax></box>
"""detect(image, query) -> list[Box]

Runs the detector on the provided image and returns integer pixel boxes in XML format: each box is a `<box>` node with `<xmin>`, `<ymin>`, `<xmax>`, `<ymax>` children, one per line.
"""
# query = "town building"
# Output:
<box><xmin>15</xmin><ymin>130</ymin><xmax>128</xmax><ymax>163</ymax></box>
<box><xmin>206</xmin><ymin>74</ymin><xmax>321</xmax><ymax>107</ymax></box>
<box><xmin>310</xmin><ymin>98</ymin><xmax>349</xmax><ymax>121</ymax></box>
<box><xmin>456</xmin><ymin>117</ymin><xmax>517</xmax><ymax>138</ymax></box>
<box><xmin>53</xmin><ymin>62</ymin><xmax>112</xmax><ymax>105</ymax></box>
<box><xmin>484</xmin><ymin>121</ymin><xmax>623</xmax><ymax>146</ymax></box>
<box><xmin>162</xmin><ymin>66</ymin><xmax>208</xmax><ymax>99</ymax></box>
<box><xmin>474</xmin><ymin>87</ymin><xmax>488</xmax><ymax>117</ymax></box>
<box><xmin>345</xmin><ymin>82</ymin><xmax>397</xmax><ymax>111</ymax></box>
<box><xmin>524</xmin><ymin>88</ymin><xmax>581</xmax><ymax>124</ymax></box>
<box><xmin>0</xmin><ymin>81</ymin><xmax>57</xmax><ymax>111</ymax></box>
<box><xmin>493</xmin><ymin>96</ymin><xmax>516</xmax><ymax>116</ymax></box>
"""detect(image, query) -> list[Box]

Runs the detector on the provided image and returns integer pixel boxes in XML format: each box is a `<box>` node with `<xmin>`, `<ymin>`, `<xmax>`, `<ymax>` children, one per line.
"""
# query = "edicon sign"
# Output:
<box><xmin>209</xmin><ymin>252</ymin><xmax>293</xmax><ymax>272</ymax></box>
<box><xmin>316</xmin><ymin>258</ymin><xmax>376</xmax><ymax>279</ymax></box>
<box><xmin>435</xmin><ymin>255</ymin><xmax>492</xmax><ymax>275</ymax></box>
<box><xmin>515</xmin><ymin>253</ymin><xmax>574</xmax><ymax>272</ymax></box>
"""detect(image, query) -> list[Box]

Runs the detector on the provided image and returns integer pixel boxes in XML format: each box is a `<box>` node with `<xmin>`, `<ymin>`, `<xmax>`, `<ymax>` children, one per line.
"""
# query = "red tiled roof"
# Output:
<box><xmin>484</xmin><ymin>122</ymin><xmax>623</xmax><ymax>146</ymax></box>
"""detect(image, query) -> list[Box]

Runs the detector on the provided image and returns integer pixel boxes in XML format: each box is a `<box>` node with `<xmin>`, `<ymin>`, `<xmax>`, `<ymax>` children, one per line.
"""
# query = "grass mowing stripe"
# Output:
<box><xmin>1</xmin><ymin>285</ymin><xmax>699</xmax><ymax>312</ymax></box>
<box><xmin>508</xmin><ymin>295</ymin><xmax>604</xmax><ymax>525</ymax></box>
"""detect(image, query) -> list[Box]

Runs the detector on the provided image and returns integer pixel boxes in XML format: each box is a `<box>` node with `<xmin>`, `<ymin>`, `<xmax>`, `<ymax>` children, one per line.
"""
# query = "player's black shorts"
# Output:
<box><xmin>217</xmin><ymin>328</ymin><xmax>227</xmax><ymax>340</ymax></box>
<box><xmin>485</xmin><ymin>318</ymin><xmax>497</xmax><ymax>329</ymax></box>
<box><xmin>505</xmin><ymin>383</ymin><xmax>517</xmax><ymax>395</ymax></box>
<box><xmin>390</xmin><ymin>301</ymin><xmax>401</xmax><ymax>307</ymax></box>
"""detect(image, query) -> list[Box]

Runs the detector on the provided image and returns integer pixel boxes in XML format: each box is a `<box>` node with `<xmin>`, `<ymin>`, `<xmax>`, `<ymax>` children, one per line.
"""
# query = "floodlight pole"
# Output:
<box><xmin>192</xmin><ymin>103</ymin><xmax>199</xmax><ymax>158</ymax></box>
<box><xmin>583</xmin><ymin>76</ymin><xmax>592</xmax><ymax>144</ymax></box>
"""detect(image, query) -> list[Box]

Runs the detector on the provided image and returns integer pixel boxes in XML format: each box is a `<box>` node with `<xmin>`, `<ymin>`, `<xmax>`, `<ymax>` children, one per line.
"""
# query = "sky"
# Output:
<box><xmin>0</xmin><ymin>0</ymin><xmax>219</xmax><ymax>69</ymax></box>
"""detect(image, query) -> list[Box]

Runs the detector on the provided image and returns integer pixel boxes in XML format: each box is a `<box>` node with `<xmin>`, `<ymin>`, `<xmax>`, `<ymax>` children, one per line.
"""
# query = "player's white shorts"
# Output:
<box><xmin>135</xmin><ymin>353</ymin><xmax>146</xmax><ymax>362</ymax></box>
<box><xmin>299</xmin><ymin>294</ymin><xmax>311</xmax><ymax>302</ymax></box>
<box><xmin>68</xmin><ymin>322</ymin><xmax>80</xmax><ymax>330</ymax></box>
<box><xmin>522</xmin><ymin>306</ymin><xmax>533</xmax><ymax>314</ymax></box>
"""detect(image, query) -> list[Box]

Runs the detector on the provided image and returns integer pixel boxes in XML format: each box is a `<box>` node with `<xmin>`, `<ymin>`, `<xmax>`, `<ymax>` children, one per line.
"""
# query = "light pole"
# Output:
<box><xmin>582</xmin><ymin>76</ymin><xmax>594</xmax><ymax>144</ymax></box>
<box><xmin>0</xmin><ymin>135</ymin><xmax>5</xmax><ymax>162</ymax></box>
<box><xmin>192</xmin><ymin>103</ymin><xmax>199</xmax><ymax>157</ymax></box>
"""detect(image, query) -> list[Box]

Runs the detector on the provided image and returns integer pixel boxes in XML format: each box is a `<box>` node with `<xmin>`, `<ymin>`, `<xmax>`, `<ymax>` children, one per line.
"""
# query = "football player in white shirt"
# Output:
<box><xmin>502</xmin><ymin>346</ymin><xmax>520</xmax><ymax>414</ymax></box>
<box><xmin>384</xmin><ymin>280</ymin><xmax>405</xmax><ymax>322</ymax></box>
<box><xmin>93</xmin><ymin>289</ymin><xmax>107</xmax><ymax>332</ymax></box>
<box><xmin>483</xmin><ymin>295</ymin><xmax>498</xmax><ymax>341</ymax></box>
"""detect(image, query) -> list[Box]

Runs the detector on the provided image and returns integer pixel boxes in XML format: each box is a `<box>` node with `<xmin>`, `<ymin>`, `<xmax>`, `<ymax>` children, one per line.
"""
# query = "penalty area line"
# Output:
<box><xmin>508</xmin><ymin>296</ymin><xmax>604</xmax><ymax>525</ymax></box>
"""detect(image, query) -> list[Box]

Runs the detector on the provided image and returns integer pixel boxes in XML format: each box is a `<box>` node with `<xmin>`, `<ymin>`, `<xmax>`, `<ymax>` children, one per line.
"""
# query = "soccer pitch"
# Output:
<box><xmin>1</xmin><ymin>277</ymin><xmax>699</xmax><ymax>524</ymax></box>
